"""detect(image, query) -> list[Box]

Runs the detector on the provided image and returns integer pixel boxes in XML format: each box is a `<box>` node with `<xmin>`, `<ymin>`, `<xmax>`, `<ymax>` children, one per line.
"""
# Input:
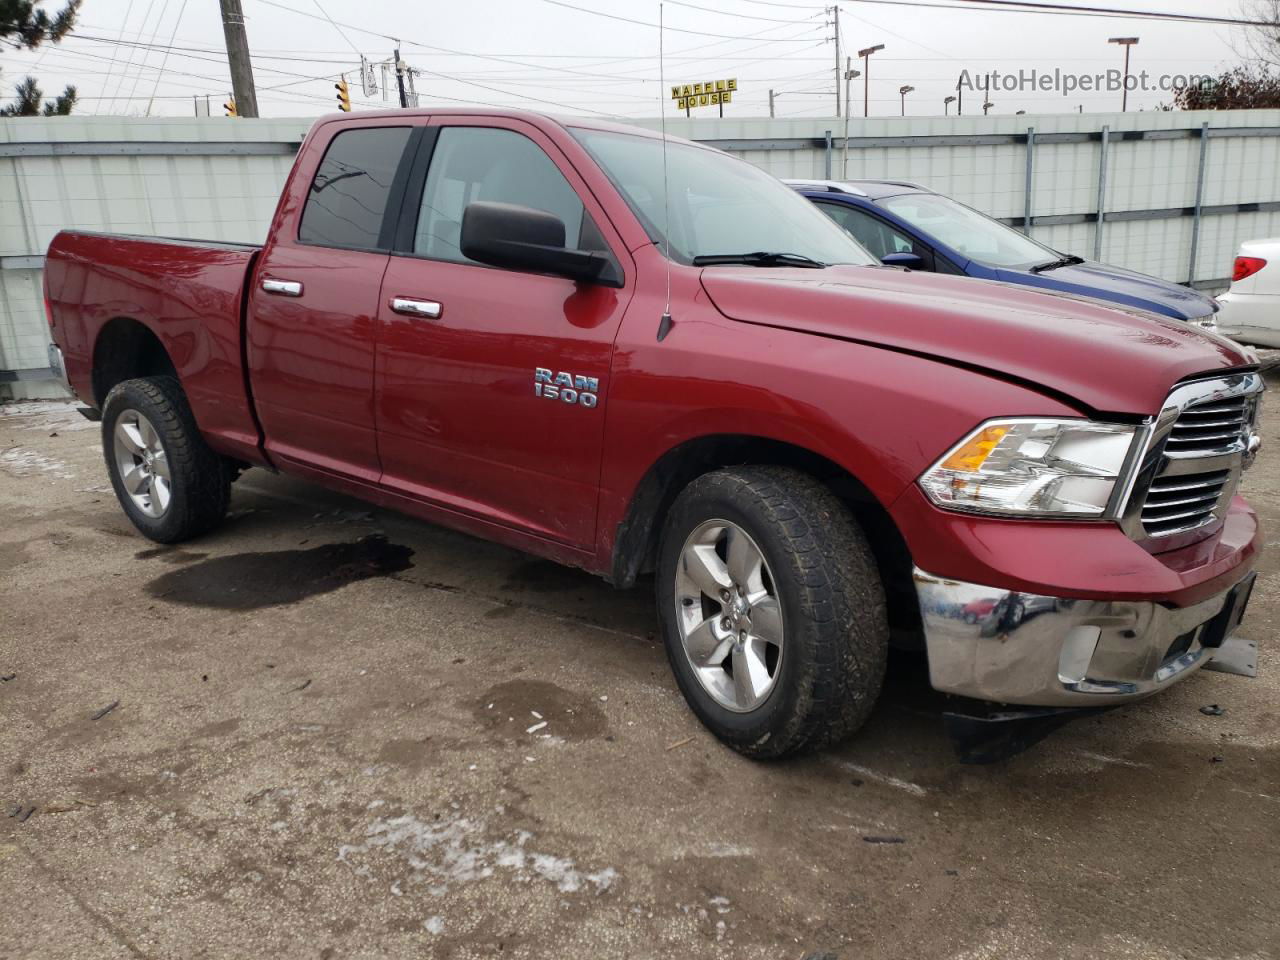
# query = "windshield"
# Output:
<box><xmin>879</xmin><ymin>192</ymin><xmax>1060</xmax><ymax>269</ymax></box>
<box><xmin>571</xmin><ymin>128</ymin><xmax>876</xmax><ymax>267</ymax></box>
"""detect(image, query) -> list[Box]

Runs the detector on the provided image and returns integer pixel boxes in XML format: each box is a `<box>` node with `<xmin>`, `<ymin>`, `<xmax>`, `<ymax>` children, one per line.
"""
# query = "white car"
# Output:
<box><xmin>1217</xmin><ymin>239</ymin><xmax>1280</xmax><ymax>347</ymax></box>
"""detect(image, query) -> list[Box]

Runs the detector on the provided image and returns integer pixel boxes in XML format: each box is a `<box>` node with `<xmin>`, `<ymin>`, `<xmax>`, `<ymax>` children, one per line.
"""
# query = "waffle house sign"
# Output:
<box><xmin>671</xmin><ymin>78</ymin><xmax>737</xmax><ymax>115</ymax></box>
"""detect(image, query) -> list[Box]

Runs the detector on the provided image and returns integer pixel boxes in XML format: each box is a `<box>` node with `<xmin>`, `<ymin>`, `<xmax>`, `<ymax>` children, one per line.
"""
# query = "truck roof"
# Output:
<box><xmin>311</xmin><ymin>107</ymin><xmax>690</xmax><ymax>146</ymax></box>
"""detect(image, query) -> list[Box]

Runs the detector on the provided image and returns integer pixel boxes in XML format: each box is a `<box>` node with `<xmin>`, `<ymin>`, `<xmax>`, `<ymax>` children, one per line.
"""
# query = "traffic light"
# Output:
<box><xmin>223</xmin><ymin>96</ymin><xmax>237</xmax><ymax>117</ymax></box>
<box><xmin>335</xmin><ymin>77</ymin><xmax>351</xmax><ymax>112</ymax></box>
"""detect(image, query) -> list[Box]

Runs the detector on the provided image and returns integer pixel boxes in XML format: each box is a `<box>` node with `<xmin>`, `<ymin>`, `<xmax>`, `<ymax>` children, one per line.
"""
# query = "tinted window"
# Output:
<box><xmin>816</xmin><ymin>202</ymin><xmax>916</xmax><ymax>261</ymax></box>
<box><xmin>299</xmin><ymin>126</ymin><xmax>411</xmax><ymax>250</ymax></box>
<box><xmin>415</xmin><ymin>127</ymin><xmax>597</xmax><ymax>262</ymax></box>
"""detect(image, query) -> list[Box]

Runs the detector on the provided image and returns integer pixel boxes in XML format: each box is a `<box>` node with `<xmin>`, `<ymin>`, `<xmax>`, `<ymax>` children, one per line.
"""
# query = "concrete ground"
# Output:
<box><xmin>2</xmin><ymin>390</ymin><xmax>1277</xmax><ymax>960</ymax></box>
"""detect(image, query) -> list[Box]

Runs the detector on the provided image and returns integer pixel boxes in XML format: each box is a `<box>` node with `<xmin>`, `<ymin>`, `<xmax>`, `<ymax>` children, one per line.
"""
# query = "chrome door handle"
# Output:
<box><xmin>390</xmin><ymin>297</ymin><xmax>443</xmax><ymax>319</ymax></box>
<box><xmin>261</xmin><ymin>278</ymin><xmax>303</xmax><ymax>297</ymax></box>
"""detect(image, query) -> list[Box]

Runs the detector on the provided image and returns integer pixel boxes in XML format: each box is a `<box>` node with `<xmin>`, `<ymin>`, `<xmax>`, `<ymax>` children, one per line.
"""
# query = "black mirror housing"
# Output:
<box><xmin>881</xmin><ymin>251</ymin><xmax>924</xmax><ymax>269</ymax></box>
<box><xmin>460</xmin><ymin>201</ymin><xmax>615</xmax><ymax>285</ymax></box>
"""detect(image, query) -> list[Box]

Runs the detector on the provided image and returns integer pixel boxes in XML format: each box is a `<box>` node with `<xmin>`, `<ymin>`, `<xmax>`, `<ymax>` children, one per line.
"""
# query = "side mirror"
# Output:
<box><xmin>881</xmin><ymin>251</ymin><xmax>924</xmax><ymax>270</ymax></box>
<box><xmin>460</xmin><ymin>201</ymin><xmax>611</xmax><ymax>285</ymax></box>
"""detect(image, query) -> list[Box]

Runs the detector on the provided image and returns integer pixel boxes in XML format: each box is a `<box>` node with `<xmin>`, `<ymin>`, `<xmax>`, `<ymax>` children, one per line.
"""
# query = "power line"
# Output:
<box><xmin>144</xmin><ymin>0</ymin><xmax>191</xmax><ymax>115</ymax></box>
<box><xmin>105</xmin><ymin>0</ymin><xmax>158</xmax><ymax>112</ymax></box>
<box><xmin>538</xmin><ymin>0</ymin><xmax>831</xmax><ymax>39</ymax></box>
<box><xmin>852</xmin><ymin>0</ymin><xmax>1280</xmax><ymax>26</ymax></box>
<box><xmin>309</xmin><ymin>0</ymin><xmax>363</xmax><ymax>56</ymax></box>
<box><xmin>662</xmin><ymin>0</ymin><xmax>821</xmax><ymax>23</ymax></box>
<box><xmin>952</xmin><ymin>0</ymin><xmax>1280</xmax><ymax>27</ymax></box>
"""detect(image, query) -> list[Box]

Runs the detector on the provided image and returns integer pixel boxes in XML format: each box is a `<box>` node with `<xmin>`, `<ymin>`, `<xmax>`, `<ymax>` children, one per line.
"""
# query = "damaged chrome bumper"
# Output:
<box><xmin>913</xmin><ymin>567</ymin><xmax>1257</xmax><ymax>706</ymax></box>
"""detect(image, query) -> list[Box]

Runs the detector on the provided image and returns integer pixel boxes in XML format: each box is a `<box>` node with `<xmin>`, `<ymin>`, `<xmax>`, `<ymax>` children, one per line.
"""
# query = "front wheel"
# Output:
<box><xmin>656</xmin><ymin>466</ymin><xmax>889</xmax><ymax>759</ymax></box>
<box><xmin>102</xmin><ymin>377</ymin><xmax>231</xmax><ymax>543</ymax></box>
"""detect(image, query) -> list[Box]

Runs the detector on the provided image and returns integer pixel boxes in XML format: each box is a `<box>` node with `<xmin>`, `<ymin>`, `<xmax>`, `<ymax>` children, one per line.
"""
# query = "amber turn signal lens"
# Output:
<box><xmin>939</xmin><ymin>425</ymin><xmax>1008</xmax><ymax>472</ymax></box>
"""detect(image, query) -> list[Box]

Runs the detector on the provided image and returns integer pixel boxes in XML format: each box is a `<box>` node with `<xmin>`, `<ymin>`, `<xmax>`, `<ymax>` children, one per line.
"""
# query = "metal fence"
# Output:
<box><xmin>5</xmin><ymin>109</ymin><xmax>1280</xmax><ymax>397</ymax></box>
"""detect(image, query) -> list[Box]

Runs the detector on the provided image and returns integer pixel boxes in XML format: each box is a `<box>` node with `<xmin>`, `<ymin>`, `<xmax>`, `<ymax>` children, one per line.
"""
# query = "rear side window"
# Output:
<box><xmin>298</xmin><ymin>126</ymin><xmax>412</xmax><ymax>250</ymax></box>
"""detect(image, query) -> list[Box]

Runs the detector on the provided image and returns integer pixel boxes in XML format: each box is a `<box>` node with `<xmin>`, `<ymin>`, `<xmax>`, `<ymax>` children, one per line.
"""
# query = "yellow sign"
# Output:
<box><xmin>670</xmin><ymin>78</ymin><xmax>737</xmax><ymax>111</ymax></box>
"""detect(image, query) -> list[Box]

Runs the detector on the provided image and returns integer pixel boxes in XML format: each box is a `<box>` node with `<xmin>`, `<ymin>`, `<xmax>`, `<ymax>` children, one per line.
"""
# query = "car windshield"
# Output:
<box><xmin>879</xmin><ymin>192</ymin><xmax>1060</xmax><ymax>269</ymax></box>
<box><xmin>571</xmin><ymin>127</ymin><xmax>876</xmax><ymax>267</ymax></box>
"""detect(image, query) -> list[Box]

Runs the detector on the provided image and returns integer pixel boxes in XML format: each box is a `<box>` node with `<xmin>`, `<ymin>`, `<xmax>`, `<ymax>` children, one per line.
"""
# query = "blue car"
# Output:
<box><xmin>787</xmin><ymin>179</ymin><xmax>1218</xmax><ymax>327</ymax></box>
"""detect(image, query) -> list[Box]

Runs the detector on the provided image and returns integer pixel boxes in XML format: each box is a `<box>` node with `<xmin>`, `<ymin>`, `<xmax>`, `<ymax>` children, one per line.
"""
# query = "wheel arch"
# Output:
<box><xmin>91</xmin><ymin>317</ymin><xmax>178</xmax><ymax>408</ymax></box>
<box><xmin>610</xmin><ymin>434</ymin><xmax>922</xmax><ymax>648</ymax></box>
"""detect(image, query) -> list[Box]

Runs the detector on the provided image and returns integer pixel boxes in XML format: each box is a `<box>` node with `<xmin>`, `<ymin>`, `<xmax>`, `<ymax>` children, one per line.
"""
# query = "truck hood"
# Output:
<box><xmin>994</xmin><ymin>259</ymin><xmax>1218</xmax><ymax>321</ymax></box>
<box><xmin>699</xmin><ymin>265</ymin><xmax>1251</xmax><ymax>415</ymax></box>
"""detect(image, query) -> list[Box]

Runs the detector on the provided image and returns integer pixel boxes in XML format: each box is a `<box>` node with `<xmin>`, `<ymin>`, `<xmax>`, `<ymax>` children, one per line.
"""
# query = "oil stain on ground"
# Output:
<box><xmin>473</xmin><ymin>679</ymin><xmax>608</xmax><ymax>742</ymax></box>
<box><xmin>144</xmin><ymin>534</ymin><xmax>414</xmax><ymax>610</ymax></box>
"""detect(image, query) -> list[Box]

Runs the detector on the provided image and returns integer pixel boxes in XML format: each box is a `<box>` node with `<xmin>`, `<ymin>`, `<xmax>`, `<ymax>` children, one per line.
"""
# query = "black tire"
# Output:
<box><xmin>101</xmin><ymin>376</ymin><xmax>231</xmax><ymax>543</ymax></box>
<box><xmin>656</xmin><ymin>466</ymin><xmax>889</xmax><ymax>760</ymax></box>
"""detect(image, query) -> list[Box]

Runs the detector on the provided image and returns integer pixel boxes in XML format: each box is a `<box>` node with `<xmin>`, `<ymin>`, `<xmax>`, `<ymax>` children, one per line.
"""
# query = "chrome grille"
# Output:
<box><xmin>1164</xmin><ymin>396</ymin><xmax>1251</xmax><ymax>457</ymax></box>
<box><xmin>1141</xmin><ymin>469</ymin><xmax>1230</xmax><ymax>537</ymax></box>
<box><xmin>1122</xmin><ymin>372</ymin><xmax>1264</xmax><ymax>546</ymax></box>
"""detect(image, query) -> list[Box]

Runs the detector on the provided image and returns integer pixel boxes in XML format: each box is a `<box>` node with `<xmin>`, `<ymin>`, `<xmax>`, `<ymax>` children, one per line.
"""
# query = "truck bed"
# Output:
<box><xmin>44</xmin><ymin>230</ymin><xmax>266</xmax><ymax>466</ymax></box>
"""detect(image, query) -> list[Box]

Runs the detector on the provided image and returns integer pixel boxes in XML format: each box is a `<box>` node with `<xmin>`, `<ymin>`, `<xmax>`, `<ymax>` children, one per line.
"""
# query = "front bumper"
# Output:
<box><xmin>913</xmin><ymin>566</ymin><xmax>1256</xmax><ymax>706</ymax></box>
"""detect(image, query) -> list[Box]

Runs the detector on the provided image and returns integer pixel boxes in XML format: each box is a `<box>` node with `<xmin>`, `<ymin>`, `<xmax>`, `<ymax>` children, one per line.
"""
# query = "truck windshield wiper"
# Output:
<box><xmin>1030</xmin><ymin>254</ymin><xmax>1085</xmax><ymax>274</ymax></box>
<box><xmin>691</xmin><ymin>251</ymin><xmax>827</xmax><ymax>269</ymax></box>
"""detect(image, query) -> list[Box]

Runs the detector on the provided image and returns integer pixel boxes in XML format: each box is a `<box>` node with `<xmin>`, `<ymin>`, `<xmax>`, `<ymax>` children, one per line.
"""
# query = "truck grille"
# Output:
<box><xmin>1141</xmin><ymin>469</ymin><xmax>1231</xmax><ymax>537</ymax></box>
<box><xmin>1125</xmin><ymin>373</ymin><xmax>1263</xmax><ymax>545</ymax></box>
<box><xmin>1164</xmin><ymin>396</ymin><xmax>1251</xmax><ymax>457</ymax></box>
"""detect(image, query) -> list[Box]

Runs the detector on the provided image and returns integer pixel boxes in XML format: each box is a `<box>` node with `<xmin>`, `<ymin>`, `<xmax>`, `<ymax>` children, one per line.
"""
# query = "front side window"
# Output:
<box><xmin>414</xmin><ymin>127</ymin><xmax>602</xmax><ymax>263</ymax></box>
<box><xmin>816</xmin><ymin>202</ymin><xmax>917</xmax><ymax>261</ymax></box>
<box><xmin>570</xmin><ymin>127</ymin><xmax>876</xmax><ymax>267</ymax></box>
<box><xmin>298</xmin><ymin>126</ymin><xmax>412</xmax><ymax>250</ymax></box>
<box><xmin>878</xmin><ymin>192</ymin><xmax>1059</xmax><ymax>269</ymax></box>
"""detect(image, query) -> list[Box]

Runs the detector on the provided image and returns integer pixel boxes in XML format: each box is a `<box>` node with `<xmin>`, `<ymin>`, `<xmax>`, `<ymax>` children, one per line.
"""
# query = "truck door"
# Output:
<box><xmin>374</xmin><ymin>118</ymin><xmax>632</xmax><ymax>548</ymax></box>
<box><xmin>247</xmin><ymin>121</ymin><xmax>416</xmax><ymax>483</ymax></box>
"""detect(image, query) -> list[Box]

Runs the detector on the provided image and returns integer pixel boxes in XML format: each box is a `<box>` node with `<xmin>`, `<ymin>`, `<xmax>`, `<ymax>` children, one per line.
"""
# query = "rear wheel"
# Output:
<box><xmin>656</xmin><ymin>466</ymin><xmax>889</xmax><ymax>759</ymax></box>
<box><xmin>102</xmin><ymin>377</ymin><xmax>231</xmax><ymax>543</ymax></box>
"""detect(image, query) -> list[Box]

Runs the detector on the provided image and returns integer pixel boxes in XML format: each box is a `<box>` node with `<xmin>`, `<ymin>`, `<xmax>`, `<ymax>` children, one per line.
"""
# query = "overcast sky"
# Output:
<box><xmin>0</xmin><ymin>0</ymin><xmax>1259</xmax><ymax>120</ymax></box>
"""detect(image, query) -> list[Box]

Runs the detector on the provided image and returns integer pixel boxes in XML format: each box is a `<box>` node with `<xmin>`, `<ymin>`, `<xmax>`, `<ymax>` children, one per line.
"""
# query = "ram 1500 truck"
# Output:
<box><xmin>44</xmin><ymin>110</ymin><xmax>1263</xmax><ymax>760</ymax></box>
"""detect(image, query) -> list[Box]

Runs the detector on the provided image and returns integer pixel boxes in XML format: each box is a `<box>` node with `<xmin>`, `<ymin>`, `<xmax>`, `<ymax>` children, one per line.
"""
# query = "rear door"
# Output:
<box><xmin>247</xmin><ymin>121</ymin><xmax>417</xmax><ymax>482</ymax></box>
<box><xmin>374</xmin><ymin>117</ymin><xmax>632</xmax><ymax>547</ymax></box>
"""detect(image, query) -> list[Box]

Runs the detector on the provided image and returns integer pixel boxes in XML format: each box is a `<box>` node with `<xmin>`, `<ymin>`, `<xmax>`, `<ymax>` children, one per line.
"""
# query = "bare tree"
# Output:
<box><xmin>1239</xmin><ymin>0</ymin><xmax>1280</xmax><ymax>69</ymax></box>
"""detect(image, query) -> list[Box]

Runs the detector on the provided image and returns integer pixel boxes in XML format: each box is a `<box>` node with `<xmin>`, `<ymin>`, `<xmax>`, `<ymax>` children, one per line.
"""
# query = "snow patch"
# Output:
<box><xmin>337</xmin><ymin>812</ymin><xmax>617</xmax><ymax>898</ymax></box>
<box><xmin>0</xmin><ymin>447</ymin><xmax>74</xmax><ymax>479</ymax></box>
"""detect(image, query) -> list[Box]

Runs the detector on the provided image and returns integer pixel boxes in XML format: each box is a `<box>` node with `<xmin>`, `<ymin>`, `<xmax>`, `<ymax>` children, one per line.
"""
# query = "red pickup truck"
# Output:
<box><xmin>44</xmin><ymin>109</ymin><xmax>1263</xmax><ymax>759</ymax></box>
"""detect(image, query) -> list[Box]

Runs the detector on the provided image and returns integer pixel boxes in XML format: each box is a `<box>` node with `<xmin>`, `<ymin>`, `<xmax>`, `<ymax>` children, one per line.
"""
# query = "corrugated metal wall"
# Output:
<box><xmin>4</xmin><ymin>110</ymin><xmax>1279</xmax><ymax>398</ymax></box>
<box><xmin>1</xmin><ymin>117</ymin><xmax>311</xmax><ymax>398</ymax></box>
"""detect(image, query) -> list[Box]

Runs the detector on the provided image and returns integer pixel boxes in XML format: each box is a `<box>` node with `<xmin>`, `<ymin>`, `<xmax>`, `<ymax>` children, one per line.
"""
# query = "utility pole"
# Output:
<box><xmin>393</xmin><ymin>42</ymin><xmax>408</xmax><ymax>109</ymax></box>
<box><xmin>829</xmin><ymin>6</ymin><xmax>841</xmax><ymax>118</ymax></box>
<box><xmin>218</xmin><ymin>0</ymin><xmax>259</xmax><ymax>118</ymax></box>
<box><xmin>768</xmin><ymin>89</ymin><xmax>776</xmax><ymax>118</ymax></box>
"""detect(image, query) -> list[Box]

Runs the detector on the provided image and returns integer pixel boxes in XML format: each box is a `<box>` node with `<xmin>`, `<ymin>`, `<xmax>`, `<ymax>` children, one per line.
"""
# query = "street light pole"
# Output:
<box><xmin>899</xmin><ymin>85</ymin><xmax>914</xmax><ymax>117</ymax></box>
<box><xmin>1108</xmin><ymin>37</ymin><xmax>1139</xmax><ymax>112</ymax></box>
<box><xmin>843</xmin><ymin>61</ymin><xmax>861</xmax><ymax>177</ymax></box>
<box><xmin>983</xmin><ymin>100</ymin><xmax>994</xmax><ymax>115</ymax></box>
<box><xmin>858</xmin><ymin>44</ymin><xmax>884</xmax><ymax>118</ymax></box>
<box><xmin>944</xmin><ymin>95</ymin><xmax>956</xmax><ymax>116</ymax></box>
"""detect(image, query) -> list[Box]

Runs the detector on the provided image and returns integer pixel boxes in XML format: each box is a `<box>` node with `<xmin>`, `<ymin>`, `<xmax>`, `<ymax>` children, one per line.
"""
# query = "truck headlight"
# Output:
<box><xmin>919</xmin><ymin>419</ymin><xmax>1137</xmax><ymax>518</ymax></box>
